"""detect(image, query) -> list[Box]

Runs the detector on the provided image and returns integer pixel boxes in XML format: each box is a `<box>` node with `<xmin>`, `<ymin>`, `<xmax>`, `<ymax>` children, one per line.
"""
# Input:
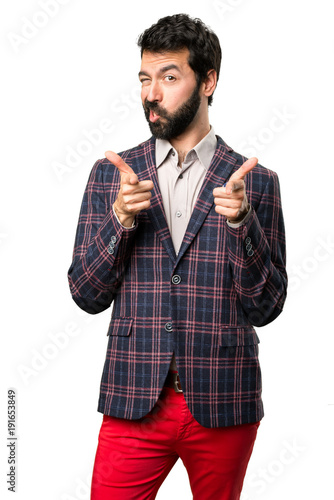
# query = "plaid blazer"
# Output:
<box><xmin>68</xmin><ymin>135</ymin><xmax>287</xmax><ymax>428</ymax></box>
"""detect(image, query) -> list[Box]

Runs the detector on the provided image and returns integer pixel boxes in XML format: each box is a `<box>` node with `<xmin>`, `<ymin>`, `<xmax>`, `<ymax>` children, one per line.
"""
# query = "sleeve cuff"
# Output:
<box><xmin>112</xmin><ymin>205</ymin><xmax>136</xmax><ymax>229</ymax></box>
<box><xmin>226</xmin><ymin>205</ymin><xmax>252</xmax><ymax>228</ymax></box>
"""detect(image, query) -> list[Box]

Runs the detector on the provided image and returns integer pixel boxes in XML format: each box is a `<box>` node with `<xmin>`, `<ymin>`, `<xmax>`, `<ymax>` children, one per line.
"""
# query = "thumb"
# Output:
<box><xmin>230</xmin><ymin>157</ymin><xmax>258</xmax><ymax>182</ymax></box>
<box><xmin>105</xmin><ymin>150</ymin><xmax>135</xmax><ymax>176</ymax></box>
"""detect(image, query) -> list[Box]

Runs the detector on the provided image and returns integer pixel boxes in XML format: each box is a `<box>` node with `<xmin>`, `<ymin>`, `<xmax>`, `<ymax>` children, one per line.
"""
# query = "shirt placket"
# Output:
<box><xmin>172</xmin><ymin>161</ymin><xmax>193</xmax><ymax>255</ymax></box>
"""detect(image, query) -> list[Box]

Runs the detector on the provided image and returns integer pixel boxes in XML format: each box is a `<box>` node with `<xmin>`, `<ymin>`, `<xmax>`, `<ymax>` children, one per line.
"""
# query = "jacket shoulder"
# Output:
<box><xmin>230</xmin><ymin>152</ymin><xmax>277</xmax><ymax>183</ymax></box>
<box><xmin>89</xmin><ymin>137</ymin><xmax>155</xmax><ymax>181</ymax></box>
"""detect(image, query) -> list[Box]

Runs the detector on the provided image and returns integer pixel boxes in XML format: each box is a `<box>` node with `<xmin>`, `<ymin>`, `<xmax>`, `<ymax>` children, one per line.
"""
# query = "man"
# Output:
<box><xmin>68</xmin><ymin>13</ymin><xmax>287</xmax><ymax>500</ymax></box>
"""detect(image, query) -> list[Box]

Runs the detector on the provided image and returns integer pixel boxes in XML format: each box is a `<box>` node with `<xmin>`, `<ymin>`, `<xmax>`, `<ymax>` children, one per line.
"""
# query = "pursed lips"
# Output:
<box><xmin>149</xmin><ymin>109</ymin><xmax>161</xmax><ymax>123</ymax></box>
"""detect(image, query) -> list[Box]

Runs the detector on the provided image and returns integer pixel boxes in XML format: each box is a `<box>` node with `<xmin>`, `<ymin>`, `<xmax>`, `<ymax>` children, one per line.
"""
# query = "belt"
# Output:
<box><xmin>164</xmin><ymin>371</ymin><xmax>183</xmax><ymax>393</ymax></box>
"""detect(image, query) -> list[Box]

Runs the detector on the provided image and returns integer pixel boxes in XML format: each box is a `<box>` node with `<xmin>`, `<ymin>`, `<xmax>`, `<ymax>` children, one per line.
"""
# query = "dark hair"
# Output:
<box><xmin>137</xmin><ymin>13</ymin><xmax>221</xmax><ymax>106</ymax></box>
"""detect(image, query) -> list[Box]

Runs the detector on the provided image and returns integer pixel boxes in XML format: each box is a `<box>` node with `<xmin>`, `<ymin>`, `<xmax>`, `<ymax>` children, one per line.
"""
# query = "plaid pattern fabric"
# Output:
<box><xmin>68</xmin><ymin>136</ymin><xmax>287</xmax><ymax>428</ymax></box>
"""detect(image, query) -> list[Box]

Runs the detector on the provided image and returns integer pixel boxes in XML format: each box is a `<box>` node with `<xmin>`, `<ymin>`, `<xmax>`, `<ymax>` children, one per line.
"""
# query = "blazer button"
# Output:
<box><xmin>245</xmin><ymin>236</ymin><xmax>251</xmax><ymax>245</ymax></box>
<box><xmin>165</xmin><ymin>322</ymin><xmax>173</xmax><ymax>332</ymax></box>
<box><xmin>247</xmin><ymin>249</ymin><xmax>254</xmax><ymax>257</ymax></box>
<box><xmin>110</xmin><ymin>236</ymin><xmax>117</xmax><ymax>243</ymax></box>
<box><xmin>171</xmin><ymin>275</ymin><xmax>181</xmax><ymax>285</ymax></box>
<box><xmin>107</xmin><ymin>247</ymin><xmax>114</xmax><ymax>254</ymax></box>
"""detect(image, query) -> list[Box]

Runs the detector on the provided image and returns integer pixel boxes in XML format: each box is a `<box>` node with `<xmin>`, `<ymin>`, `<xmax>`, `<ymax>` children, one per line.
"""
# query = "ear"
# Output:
<box><xmin>202</xmin><ymin>69</ymin><xmax>217</xmax><ymax>98</ymax></box>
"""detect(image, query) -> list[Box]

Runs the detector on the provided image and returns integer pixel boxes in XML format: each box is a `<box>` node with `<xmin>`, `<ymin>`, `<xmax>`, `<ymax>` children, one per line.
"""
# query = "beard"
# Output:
<box><xmin>143</xmin><ymin>81</ymin><xmax>202</xmax><ymax>141</ymax></box>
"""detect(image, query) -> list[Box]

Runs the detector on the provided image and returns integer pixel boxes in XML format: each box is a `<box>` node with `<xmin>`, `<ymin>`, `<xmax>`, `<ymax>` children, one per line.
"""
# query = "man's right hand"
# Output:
<box><xmin>105</xmin><ymin>151</ymin><xmax>154</xmax><ymax>228</ymax></box>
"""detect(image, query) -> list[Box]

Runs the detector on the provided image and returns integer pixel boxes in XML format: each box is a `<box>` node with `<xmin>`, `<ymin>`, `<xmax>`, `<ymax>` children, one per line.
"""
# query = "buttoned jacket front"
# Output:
<box><xmin>68</xmin><ymin>135</ymin><xmax>287</xmax><ymax>428</ymax></box>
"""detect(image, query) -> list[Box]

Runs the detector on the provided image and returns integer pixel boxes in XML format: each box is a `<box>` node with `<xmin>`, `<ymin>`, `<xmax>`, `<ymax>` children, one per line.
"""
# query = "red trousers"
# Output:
<box><xmin>91</xmin><ymin>386</ymin><xmax>260</xmax><ymax>500</ymax></box>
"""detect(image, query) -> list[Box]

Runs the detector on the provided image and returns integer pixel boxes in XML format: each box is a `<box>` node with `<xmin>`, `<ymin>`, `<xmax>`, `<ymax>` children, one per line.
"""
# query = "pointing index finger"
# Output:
<box><xmin>230</xmin><ymin>157</ymin><xmax>258</xmax><ymax>182</ymax></box>
<box><xmin>105</xmin><ymin>150</ymin><xmax>135</xmax><ymax>176</ymax></box>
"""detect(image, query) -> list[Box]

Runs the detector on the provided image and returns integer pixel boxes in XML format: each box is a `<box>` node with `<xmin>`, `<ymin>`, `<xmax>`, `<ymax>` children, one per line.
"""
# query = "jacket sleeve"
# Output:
<box><xmin>226</xmin><ymin>169</ymin><xmax>287</xmax><ymax>326</ymax></box>
<box><xmin>67</xmin><ymin>159</ymin><xmax>138</xmax><ymax>314</ymax></box>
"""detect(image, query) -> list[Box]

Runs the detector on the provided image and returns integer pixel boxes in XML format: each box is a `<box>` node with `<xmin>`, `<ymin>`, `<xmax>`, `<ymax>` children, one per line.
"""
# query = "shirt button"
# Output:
<box><xmin>245</xmin><ymin>236</ymin><xmax>251</xmax><ymax>244</ymax></box>
<box><xmin>107</xmin><ymin>246</ymin><xmax>114</xmax><ymax>255</ymax></box>
<box><xmin>176</xmin><ymin>211</ymin><xmax>182</xmax><ymax>218</ymax></box>
<box><xmin>247</xmin><ymin>249</ymin><xmax>254</xmax><ymax>257</ymax></box>
<box><xmin>246</xmin><ymin>243</ymin><xmax>252</xmax><ymax>252</ymax></box>
<box><xmin>171</xmin><ymin>275</ymin><xmax>181</xmax><ymax>285</ymax></box>
<box><xmin>110</xmin><ymin>236</ymin><xmax>117</xmax><ymax>243</ymax></box>
<box><xmin>165</xmin><ymin>322</ymin><xmax>173</xmax><ymax>332</ymax></box>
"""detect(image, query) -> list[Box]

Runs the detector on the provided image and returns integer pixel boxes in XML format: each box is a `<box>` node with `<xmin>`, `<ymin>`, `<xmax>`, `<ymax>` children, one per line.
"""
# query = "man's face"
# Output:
<box><xmin>139</xmin><ymin>49</ymin><xmax>202</xmax><ymax>140</ymax></box>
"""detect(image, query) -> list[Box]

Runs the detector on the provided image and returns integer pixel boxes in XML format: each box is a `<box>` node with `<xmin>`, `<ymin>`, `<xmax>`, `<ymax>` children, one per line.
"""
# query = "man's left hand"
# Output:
<box><xmin>213</xmin><ymin>157</ymin><xmax>258</xmax><ymax>222</ymax></box>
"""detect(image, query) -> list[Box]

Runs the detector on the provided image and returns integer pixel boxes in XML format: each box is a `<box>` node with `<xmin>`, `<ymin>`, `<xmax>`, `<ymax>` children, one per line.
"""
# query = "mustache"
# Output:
<box><xmin>144</xmin><ymin>99</ymin><xmax>167</xmax><ymax>117</ymax></box>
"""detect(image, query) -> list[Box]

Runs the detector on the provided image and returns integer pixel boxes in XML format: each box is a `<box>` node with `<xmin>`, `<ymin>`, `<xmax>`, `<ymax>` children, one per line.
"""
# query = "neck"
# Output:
<box><xmin>176</xmin><ymin>150</ymin><xmax>187</xmax><ymax>166</ymax></box>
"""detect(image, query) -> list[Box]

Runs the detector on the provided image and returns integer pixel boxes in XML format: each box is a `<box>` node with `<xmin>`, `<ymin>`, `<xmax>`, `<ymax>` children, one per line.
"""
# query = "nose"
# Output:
<box><xmin>145</xmin><ymin>80</ymin><xmax>162</xmax><ymax>103</ymax></box>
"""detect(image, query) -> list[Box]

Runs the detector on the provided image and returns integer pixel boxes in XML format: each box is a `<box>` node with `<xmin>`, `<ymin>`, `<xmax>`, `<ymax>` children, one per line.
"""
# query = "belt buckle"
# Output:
<box><xmin>173</xmin><ymin>372</ymin><xmax>183</xmax><ymax>393</ymax></box>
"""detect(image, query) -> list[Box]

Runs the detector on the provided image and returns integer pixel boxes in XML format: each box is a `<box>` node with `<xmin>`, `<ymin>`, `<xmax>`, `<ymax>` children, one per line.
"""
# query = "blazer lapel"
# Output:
<box><xmin>175</xmin><ymin>136</ymin><xmax>238</xmax><ymax>264</ymax></box>
<box><xmin>131</xmin><ymin>137</ymin><xmax>177</xmax><ymax>262</ymax></box>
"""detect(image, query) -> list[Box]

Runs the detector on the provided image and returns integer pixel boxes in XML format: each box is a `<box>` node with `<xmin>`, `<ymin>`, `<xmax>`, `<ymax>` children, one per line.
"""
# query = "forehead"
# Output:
<box><xmin>140</xmin><ymin>48</ymin><xmax>192</xmax><ymax>74</ymax></box>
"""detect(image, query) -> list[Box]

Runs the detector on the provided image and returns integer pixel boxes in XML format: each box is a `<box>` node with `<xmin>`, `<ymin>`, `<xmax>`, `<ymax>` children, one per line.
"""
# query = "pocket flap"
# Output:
<box><xmin>219</xmin><ymin>326</ymin><xmax>260</xmax><ymax>346</ymax></box>
<box><xmin>107</xmin><ymin>317</ymin><xmax>133</xmax><ymax>336</ymax></box>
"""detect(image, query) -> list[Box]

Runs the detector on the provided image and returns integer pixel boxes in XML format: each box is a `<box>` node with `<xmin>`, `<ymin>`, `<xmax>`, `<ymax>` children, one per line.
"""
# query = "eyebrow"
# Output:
<box><xmin>138</xmin><ymin>64</ymin><xmax>181</xmax><ymax>79</ymax></box>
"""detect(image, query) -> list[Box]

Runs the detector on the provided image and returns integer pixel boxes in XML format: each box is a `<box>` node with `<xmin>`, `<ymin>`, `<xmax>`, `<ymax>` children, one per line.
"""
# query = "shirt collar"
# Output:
<box><xmin>155</xmin><ymin>126</ymin><xmax>217</xmax><ymax>170</ymax></box>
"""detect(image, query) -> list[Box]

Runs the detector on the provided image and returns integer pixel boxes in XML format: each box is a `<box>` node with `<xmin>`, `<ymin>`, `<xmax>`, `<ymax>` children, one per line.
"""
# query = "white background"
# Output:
<box><xmin>1</xmin><ymin>0</ymin><xmax>334</xmax><ymax>498</ymax></box>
